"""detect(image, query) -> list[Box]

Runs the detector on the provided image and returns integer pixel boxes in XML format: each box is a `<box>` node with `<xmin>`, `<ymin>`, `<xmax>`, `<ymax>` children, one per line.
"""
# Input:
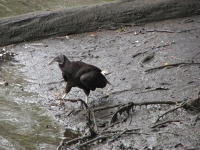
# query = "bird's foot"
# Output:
<box><xmin>54</xmin><ymin>90</ymin><xmax>65</xmax><ymax>99</ymax></box>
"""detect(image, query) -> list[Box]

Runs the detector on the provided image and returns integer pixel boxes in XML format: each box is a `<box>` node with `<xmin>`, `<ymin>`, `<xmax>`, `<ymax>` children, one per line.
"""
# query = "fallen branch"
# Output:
<box><xmin>145</xmin><ymin>62</ymin><xmax>200</xmax><ymax>73</ymax></box>
<box><xmin>109</xmin><ymin>129</ymin><xmax>128</xmax><ymax>142</ymax></box>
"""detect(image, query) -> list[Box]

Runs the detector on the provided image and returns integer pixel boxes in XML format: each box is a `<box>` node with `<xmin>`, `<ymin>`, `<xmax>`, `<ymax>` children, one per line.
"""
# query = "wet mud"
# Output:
<box><xmin>1</xmin><ymin>15</ymin><xmax>200</xmax><ymax>149</ymax></box>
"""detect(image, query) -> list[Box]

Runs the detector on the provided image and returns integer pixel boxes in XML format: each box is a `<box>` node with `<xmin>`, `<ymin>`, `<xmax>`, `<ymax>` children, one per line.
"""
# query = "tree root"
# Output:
<box><xmin>132</xmin><ymin>51</ymin><xmax>148</xmax><ymax>58</ymax></box>
<box><xmin>135</xmin><ymin>87</ymin><xmax>169</xmax><ymax>94</ymax></box>
<box><xmin>76</xmin><ymin>135</ymin><xmax>112</xmax><ymax>148</ymax></box>
<box><xmin>110</xmin><ymin>102</ymin><xmax>134</xmax><ymax>124</ymax></box>
<box><xmin>145</xmin><ymin>62</ymin><xmax>200</xmax><ymax>73</ymax></box>
<box><xmin>56</xmin><ymin>95</ymin><xmax>200</xmax><ymax>149</ymax></box>
<box><xmin>146</xmin><ymin>29</ymin><xmax>175</xmax><ymax>33</ymax></box>
<box><xmin>151</xmin><ymin>120</ymin><xmax>183</xmax><ymax>128</ymax></box>
<box><xmin>103</xmin><ymin>115</ymin><xmax>130</xmax><ymax>131</ymax></box>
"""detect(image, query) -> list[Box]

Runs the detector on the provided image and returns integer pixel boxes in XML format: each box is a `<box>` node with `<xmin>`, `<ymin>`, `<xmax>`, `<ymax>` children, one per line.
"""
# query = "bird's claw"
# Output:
<box><xmin>62</xmin><ymin>93</ymin><xmax>67</xmax><ymax>99</ymax></box>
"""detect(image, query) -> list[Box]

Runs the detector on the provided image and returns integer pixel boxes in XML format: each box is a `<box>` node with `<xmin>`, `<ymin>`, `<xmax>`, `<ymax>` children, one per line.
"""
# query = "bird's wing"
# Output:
<box><xmin>73</xmin><ymin>61</ymin><xmax>101</xmax><ymax>76</ymax></box>
<box><xmin>62</xmin><ymin>72</ymin><xmax>68</xmax><ymax>82</ymax></box>
<box><xmin>80</xmin><ymin>70</ymin><xmax>107</xmax><ymax>91</ymax></box>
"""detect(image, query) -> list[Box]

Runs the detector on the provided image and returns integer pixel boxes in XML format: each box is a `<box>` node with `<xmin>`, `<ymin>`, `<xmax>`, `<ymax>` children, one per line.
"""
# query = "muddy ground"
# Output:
<box><xmin>1</xmin><ymin>15</ymin><xmax>200</xmax><ymax>149</ymax></box>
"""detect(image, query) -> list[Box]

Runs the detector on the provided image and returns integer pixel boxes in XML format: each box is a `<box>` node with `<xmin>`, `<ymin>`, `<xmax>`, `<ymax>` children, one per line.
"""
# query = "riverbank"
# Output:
<box><xmin>0</xmin><ymin>0</ymin><xmax>200</xmax><ymax>46</ymax></box>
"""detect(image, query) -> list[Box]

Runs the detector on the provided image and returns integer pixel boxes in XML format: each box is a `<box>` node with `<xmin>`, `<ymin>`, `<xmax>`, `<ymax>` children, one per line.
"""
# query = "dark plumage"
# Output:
<box><xmin>49</xmin><ymin>54</ymin><xmax>110</xmax><ymax>103</ymax></box>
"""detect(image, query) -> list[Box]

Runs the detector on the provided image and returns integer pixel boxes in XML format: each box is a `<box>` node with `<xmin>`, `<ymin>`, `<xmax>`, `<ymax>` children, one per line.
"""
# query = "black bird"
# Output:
<box><xmin>48</xmin><ymin>54</ymin><xmax>110</xmax><ymax>104</ymax></box>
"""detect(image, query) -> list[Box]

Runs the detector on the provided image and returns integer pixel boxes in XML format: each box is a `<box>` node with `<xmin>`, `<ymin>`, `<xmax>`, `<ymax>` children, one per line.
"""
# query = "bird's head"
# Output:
<box><xmin>48</xmin><ymin>54</ymin><xmax>66</xmax><ymax>65</ymax></box>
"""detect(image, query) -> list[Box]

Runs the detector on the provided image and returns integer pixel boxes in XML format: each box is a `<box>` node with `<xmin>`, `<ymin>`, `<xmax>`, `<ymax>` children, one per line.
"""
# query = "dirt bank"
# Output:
<box><xmin>0</xmin><ymin>0</ymin><xmax>200</xmax><ymax>46</ymax></box>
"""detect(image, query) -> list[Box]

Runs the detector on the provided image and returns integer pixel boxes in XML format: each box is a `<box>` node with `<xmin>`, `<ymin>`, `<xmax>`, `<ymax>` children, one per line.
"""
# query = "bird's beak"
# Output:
<box><xmin>48</xmin><ymin>60</ymin><xmax>54</xmax><ymax>65</ymax></box>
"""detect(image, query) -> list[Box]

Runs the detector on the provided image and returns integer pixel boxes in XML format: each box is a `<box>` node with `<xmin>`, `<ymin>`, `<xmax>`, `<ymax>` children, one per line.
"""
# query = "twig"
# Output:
<box><xmin>151</xmin><ymin>120</ymin><xmax>183</xmax><ymax>128</ymax></box>
<box><xmin>102</xmin><ymin>128</ymin><xmax>140</xmax><ymax>134</ymax></box>
<box><xmin>76</xmin><ymin>135</ymin><xmax>112</xmax><ymax>148</ymax></box>
<box><xmin>139</xmin><ymin>52</ymin><xmax>155</xmax><ymax>67</ymax></box>
<box><xmin>103</xmin><ymin>115</ymin><xmax>130</xmax><ymax>131</ymax></box>
<box><xmin>109</xmin><ymin>129</ymin><xmax>128</xmax><ymax>142</ymax></box>
<box><xmin>135</xmin><ymin>87</ymin><xmax>169</xmax><ymax>94</ymax></box>
<box><xmin>125</xmin><ymin>131</ymin><xmax>151</xmax><ymax>135</ymax></box>
<box><xmin>99</xmin><ymin>112</ymin><xmax>113</xmax><ymax>119</ymax></box>
<box><xmin>145</xmin><ymin>62</ymin><xmax>200</xmax><ymax>73</ymax></box>
<box><xmin>192</xmin><ymin>52</ymin><xmax>200</xmax><ymax>62</ymax></box>
<box><xmin>110</xmin><ymin>102</ymin><xmax>134</xmax><ymax>124</ymax></box>
<box><xmin>146</xmin><ymin>29</ymin><xmax>175</xmax><ymax>33</ymax></box>
<box><xmin>154</xmin><ymin>102</ymin><xmax>185</xmax><ymax>123</ymax></box>
<box><xmin>132</xmin><ymin>51</ymin><xmax>148</xmax><ymax>58</ymax></box>
<box><xmin>177</xmin><ymin>28</ymin><xmax>200</xmax><ymax>33</ymax></box>
<box><xmin>94</xmin><ymin>104</ymin><xmax>122</xmax><ymax>112</ymax></box>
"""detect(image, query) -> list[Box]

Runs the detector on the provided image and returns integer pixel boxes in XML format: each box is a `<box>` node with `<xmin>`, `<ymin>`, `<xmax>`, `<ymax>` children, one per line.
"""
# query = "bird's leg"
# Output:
<box><xmin>83</xmin><ymin>89</ymin><xmax>90</xmax><ymax>108</ymax></box>
<box><xmin>85</xmin><ymin>95</ymin><xmax>88</xmax><ymax>104</ymax></box>
<box><xmin>59</xmin><ymin>85</ymin><xmax>71</xmax><ymax>110</ymax></box>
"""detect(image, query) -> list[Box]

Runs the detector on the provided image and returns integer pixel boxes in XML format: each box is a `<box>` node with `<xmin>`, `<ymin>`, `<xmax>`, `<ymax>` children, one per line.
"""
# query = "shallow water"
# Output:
<box><xmin>0</xmin><ymin>52</ymin><xmax>64</xmax><ymax>150</ymax></box>
<box><xmin>0</xmin><ymin>0</ymin><xmax>115</xmax><ymax>18</ymax></box>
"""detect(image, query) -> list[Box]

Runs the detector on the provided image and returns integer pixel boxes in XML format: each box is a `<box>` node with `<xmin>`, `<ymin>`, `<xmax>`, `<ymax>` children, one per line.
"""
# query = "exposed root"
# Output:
<box><xmin>146</xmin><ymin>29</ymin><xmax>175</xmax><ymax>33</ymax></box>
<box><xmin>103</xmin><ymin>115</ymin><xmax>130</xmax><ymax>131</ymax></box>
<box><xmin>56</xmin><ymin>95</ymin><xmax>200</xmax><ymax>149</ymax></box>
<box><xmin>132</xmin><ymin>51</ymin><xmax>148</xmax><ymax>58</ymax></box>
<box><xmin>139</xmin><ymin>52</ymin><xmax>155</xmax><ymax>67</ymax></box>
<box><xmin>135</xmin><ymin>87</ymin><xmax>169</xmax><ymax>94</ymax></box>
<box><xmin>110</xmin><ymin>102</ymin><xmax>134</xmax><ymax>124</ymax></box>
<box><xmin>94</xmin><ymin>100</ymin><xmax>182</xmax><ymax>112</ymax></box>
<box><xmin>109</xmin><ymin>129</ymin><xmax>128</xmax><ymax>142</ymax></box>
<box><xmin>151</xmin><ymin>120</ymin><xmax>183</xmax><ymax>128</ymax></box>
<box><xmin>62</xmin><ymin>98</ymin><xmax>89</xmax><ymax>109</ymax></box>
<box><xmin>145</xmin><ymin>62</ymin><xmax>200</xmax><ymax>73</ymax></box>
